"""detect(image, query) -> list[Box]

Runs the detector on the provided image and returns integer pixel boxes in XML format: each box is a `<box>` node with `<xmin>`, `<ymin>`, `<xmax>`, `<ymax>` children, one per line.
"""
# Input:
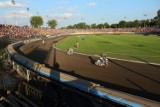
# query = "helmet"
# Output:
<box><xmin>100</xmin><ymin>57</ymin><xmax>103</xmax><ymax>60</ymax></box>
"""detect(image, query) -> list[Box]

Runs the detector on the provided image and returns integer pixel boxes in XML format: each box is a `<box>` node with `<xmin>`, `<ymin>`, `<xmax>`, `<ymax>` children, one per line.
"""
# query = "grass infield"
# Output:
<box><xmin>56</xmin><ymin>34</ymin><xmax>160</xmax><ymax>63</ymax></box>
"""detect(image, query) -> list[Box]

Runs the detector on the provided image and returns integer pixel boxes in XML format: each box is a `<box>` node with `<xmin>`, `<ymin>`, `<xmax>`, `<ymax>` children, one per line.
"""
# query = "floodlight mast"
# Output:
<box><xmin>124</xmin><ymin>16</ymin><xmax>127</xmax><ymax>28</ymax></box>
<box><xmin>46</xmin><ymin>15</ymin><xmax>49</xmax><ymax>28</ymax></box>
<box><xmin>11</xmin><ymin>0</ymin><xmax>16</xmax><ymax>26</ymax></box>
<box><xmin>11</xmin><ymin>0</ymin><xmax>17</xmax><ymax>38</ymax></box>
<box><xmin>26</xmin><ymin>7</ymin><xmax>31</xmax><ymax>39</ymax></box>
<box><xmin>27</xmin><ymin>7</ymin><xmax>30</xmax><ymax>27</ymax></box>
<box><xmin>81</xmin><ymin>18</ymin><xmax>84</xmax><ymax>29</ymax></box>
<box><xmin>144</xmin><ymin>14</ymin><xmax>147</xmax><ymax>27</ymax></box>
<box><xmin>102</xmin><ymin>18</ymin><xmax>104</xmax><ymax>29</ymax></box>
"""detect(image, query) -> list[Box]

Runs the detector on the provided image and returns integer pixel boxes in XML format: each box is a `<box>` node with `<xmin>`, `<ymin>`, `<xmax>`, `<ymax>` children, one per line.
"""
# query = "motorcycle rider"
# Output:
<box><xmin>67</xmin><ymin>47</ymin><xmax>73</xmax><ymax>55</ymax></box>
<box><xmin>95</xmin><ymin>52</ymin><xmax>109</xmax><ymax>67</ymax></box>
<box><xmin>100</xmin><ymin>52</ymin><xmax>108</xmax><ymax>66</ymax></box>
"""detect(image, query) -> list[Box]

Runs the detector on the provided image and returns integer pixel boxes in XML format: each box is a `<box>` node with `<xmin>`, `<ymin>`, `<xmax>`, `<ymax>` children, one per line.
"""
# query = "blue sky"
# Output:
<box><xmin>0</xmin><ymin>0</ymin><xmax>160</xmax><ymax>28</ymax></box>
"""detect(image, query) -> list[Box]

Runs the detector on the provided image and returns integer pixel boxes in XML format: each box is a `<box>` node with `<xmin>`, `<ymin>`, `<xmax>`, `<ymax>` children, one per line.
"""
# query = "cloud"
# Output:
<box><xmin>0</xmin><ymin>1</ymin><xmax>26</xmax><ymax>8</ymax></box>
<box><xmin>49</xmin><ymin>6</ymin><xmax>75</xmax><ymax>12</ymax></box>
<box><xmin>3</xmin><ymin>10</ymin><xmax>32</xmax><ymax>19</ymax></box>
<box><xmin>87</xmin><ymin>2</ymin><xmax>97</xmax><ymax>6</ymax></box>
<box><xmin>58</xmin><ymin>1</ymin><xmax>68</xmax><ymax>4</ymax></box>
<box><xmin>50</xmin><ymin>13</ymin><xmax>73</xmax><ymax>19</ymax></box>
<box><xmin>49</xmin><ymin>13</ymin><xmax>80</xmax><ymax>19</ymax></box>
<box><xmin>65</xmin><ymin>7</ymin><xmax>74</xmax><ymax>12</ymax></box>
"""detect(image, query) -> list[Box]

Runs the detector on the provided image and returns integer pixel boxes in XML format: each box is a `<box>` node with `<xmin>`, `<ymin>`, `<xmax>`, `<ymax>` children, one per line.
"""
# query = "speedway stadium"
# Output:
<box><xmin>1</xmin><ymin>0</ymin><xmax>160</xmax><ymax>106</ymax></box>
<box><xmin>2</xmin><ymin>26</ymin><xmax>159</xmax><ymax>107</ymax></box>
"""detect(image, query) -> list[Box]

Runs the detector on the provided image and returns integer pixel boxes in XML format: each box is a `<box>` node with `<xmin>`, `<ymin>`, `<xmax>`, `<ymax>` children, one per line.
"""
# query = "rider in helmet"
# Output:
<box><xmin>99</xmin><ymin>57</ymin><xmax>104</xmax><ymax>62</ymax></box>
<box><xmin>100</xmin><ymin>52</ymin><xmax>108</xmax><ymax>65</ymax></box>
<box><xmin>68</xmin><ymin>47</ymin><xmax>73</xmax><ymax>55</ymax></box>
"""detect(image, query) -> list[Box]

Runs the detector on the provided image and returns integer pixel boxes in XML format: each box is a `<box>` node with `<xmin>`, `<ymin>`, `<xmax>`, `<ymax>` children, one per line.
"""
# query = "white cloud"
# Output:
<box><xmin>49</xmin><ymin>13</ymin><xmax>80</xmax><ymax>19</ymax></box>
<box><xmin>17</xmin><ymin>0</ymin><xmax>29</xmax><ymax>2</ymax></box>
<box><xmin>50</xmin><ymin>13</ymin><xmax>73</xmax><ymax>19</ymax></box>
<box><xmin>87</xmin><ymin>2</ymin><xmax>97</xmax><ymax>6</ymax></box>
<box><xmin>65</xmin><ymin>7</ymin><xmax>74</xmax><ymax>12</ymax></box>
<box><xmin>3</xmin><ymin>10</ymin><xmax>32</xmax><ymax>19</ymax></box>
<box><xmin>0</xmin><ymin>1</ymin><xmax>26</xmax><ymax>8</ymax></box>
<box><xmin>58</xmin><ymin>1</ymin><xmax>68</xmax><ymax>4</ymax></box>
<box><xmin>50</xmin><ymin>6</ymin><xmax>75</xmax><ymax>12</ymax></box>
<box><xmin>58</xmin><ymin>7</ymin><xmax>74</xmax><ymax>12</ymax></box>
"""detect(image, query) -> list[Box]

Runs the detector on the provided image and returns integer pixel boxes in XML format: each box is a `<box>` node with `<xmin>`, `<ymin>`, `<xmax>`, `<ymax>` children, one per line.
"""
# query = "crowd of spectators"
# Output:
<box><xmin>0</xmin><ymin>24</ymin><xmax>160</xmax><ymax>41</ymax></box>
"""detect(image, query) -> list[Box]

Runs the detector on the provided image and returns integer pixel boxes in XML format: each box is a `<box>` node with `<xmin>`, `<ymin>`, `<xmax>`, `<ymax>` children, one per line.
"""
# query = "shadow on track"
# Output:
<box><xmin>131</xmin><ymin>56</ymin><xmax>160</xmax><ymax>69</ymax></box>
<box><xmin>88</xmin><ymin>56</ymin><xmax>97</xmax><ymax>65</ymax></box>
<box><xmin>109</xmin><ymin>59</ymin><xmax>160</xmax><ymax>85</ymax></box>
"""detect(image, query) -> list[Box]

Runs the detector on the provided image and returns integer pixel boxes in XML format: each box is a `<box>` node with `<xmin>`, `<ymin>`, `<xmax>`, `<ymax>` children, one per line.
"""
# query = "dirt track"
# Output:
<box><xmin>20</xmin><ymin>36</ymin><xmax>160</xmax><ymax>102</ymax></box>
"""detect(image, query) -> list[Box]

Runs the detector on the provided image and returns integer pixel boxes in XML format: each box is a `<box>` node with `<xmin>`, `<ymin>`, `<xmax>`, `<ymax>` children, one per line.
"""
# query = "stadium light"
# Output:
<box><xmin>102</xmin><ymin>18</ymin><xmax>104</xmax><ymax>29</ymax></box>
<box><xmin>26</xmin><ymin>7</ymin><xmax>30</xmax><ymax>27</ymax></box>
<box><xmin>81</xmin><ymin>18</ymin><xmax>84</xmax><ymax>29</ymax></box>
<box><xmin>143</xmin><ymin>14</ymin><xmax>147</xmax><ymax>27</ymax></box>
<box><xmin>37</xmin><ymin>12</ymin><xmax>39</xmax><ymax>16</ymax></box>
<box><xmin>3</xmin><ymin>20</ymin><xmax>5</xmax><ymax>25</ymax></box>
<box><xmin>46</xmin><ymin>15</ymin><xmax>49</xmax><ymax>28</ymax></box>
<box><xmin>11</xmin><ymin>0</ymin><xmax>16</xmax><ymax>26</ymax></box>
<box><xmin>144</xmin><ymin>14</ymin><xmax>147</xmax><ymax>17</ymax></box>
<box><xmin>124</xmin><ymin>17</ymin><xmax>127</xmax><ymax>28</ymax></box>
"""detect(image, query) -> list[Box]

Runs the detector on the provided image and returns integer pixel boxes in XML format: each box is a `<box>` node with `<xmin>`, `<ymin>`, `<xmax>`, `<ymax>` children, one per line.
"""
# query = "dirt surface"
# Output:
<box><xmin>20</xmin><ymin>36</ymin><xmax>160</xmax><ymax>102</ymax></box>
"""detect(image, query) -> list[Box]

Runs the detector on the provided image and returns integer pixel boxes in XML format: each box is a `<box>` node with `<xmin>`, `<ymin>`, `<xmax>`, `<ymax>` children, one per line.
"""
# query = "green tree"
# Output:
<box><xmin>133</xmin><ymin>20</ymin><xmax>140</xmax><ymax>27</ymax></box>
<box><xmin>157</xmin><ymin>9</ymin><xmax>160</xmax><ymax>18</ymax></box>
<box><xmin>149</xmin><ymin>18</ymin><xmax>156</xmax><ymax>27</ymax></box>
<box><xmin>157</xmin><ymin>9</ymin><xmax>160</xmax><ymax>26</ymax></box>
<box><xmin>47</xmin><ymin>19</ymin><xmax>57</xmax><ymax>29</ymax></box>
<box><xmin>110</xmin><ymin>24</ymin><xmax>118</xmax><ymax>28</ymax></box>
<box><xmin>30</xmin><ymin>16</ymin><xmax>43</xmax><ymax>28</ymax></box>
<box><xmin>67</xmin><ymin>25</ymin><xmax>73</xmax><ymax>29</ymax></box>
<box><xmin>75</xmin><ymin>22</ymin><xmax>86</xmax><ymax>29</ymax></box>
<box><xmin>91</xmin><ymin>23</ymin><xmax>97</xmax><ymax>29</ymax></box>
<box><xmin>103</xmin><ymin>22</ymin><xmax>110</xmax><ymax>28</ymax></box>
<box><xmin>145</xmin><ymin>19</ymin><xmax>150</xmax><ymax>27</ymax></box>
<box><xmin>118</xmin><ymin>20</ymin><xmax>126</xmax><ymax>28</ymax></box>
<box><xmin>85</xmin><ymin>24</ymin><xmax>91</xmax><ymax>29</ymax></box>
<box><xmin>97</xmin><ymin>24</ymin><xmax>104</xmax><ymax>29</ymax></box>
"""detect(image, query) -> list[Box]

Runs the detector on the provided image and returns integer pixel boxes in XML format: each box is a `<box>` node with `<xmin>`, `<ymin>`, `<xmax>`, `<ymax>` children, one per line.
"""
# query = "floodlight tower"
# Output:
<box><xmin>124</xmin><ymin>16</ymin><xmax>127</xmax><ymax>28</ymax></box>
<box><xmin>46</xmin><ymin>15</ymin><xmax>49</xmax><ymax>28</ymax></box>
<box><xmin>11</xmin><ymin>0</ymin><xmax>16</xmax><ymax>26</ymax></box>
<box><xmin>144</xmin><ymin>14</ymin><xmax>147</xmax><ymax>27</ymax></box>
<box><xmin>81</xmin><ymin>18</ymin><xmax>84</xmax><ymax>29</ymax></box>
<box><xmin>102</xmin><ymin>18</ymin><xmax>104</xmax><ymax>29</ymax></box>
<box><xmin>26</xmin><ymin>7</ymin><xmax>30</xmax><ymax>38</ymax></box>
<box><xmin>26</xmin><ymin>7</ymin><xmax>30</xmax><ymax>27</ymax></box>
<box><xmin>11</xmin><ymin>0</ymin><xmax>17</xmax><ymax>39</ymax></box>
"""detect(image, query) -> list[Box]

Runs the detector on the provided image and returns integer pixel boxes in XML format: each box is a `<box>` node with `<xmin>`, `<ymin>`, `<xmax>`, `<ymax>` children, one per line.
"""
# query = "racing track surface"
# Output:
<box><xmin>19</xmin><ymin>35</ymin><xmax>160</xmax><ymax>102</ymax></box>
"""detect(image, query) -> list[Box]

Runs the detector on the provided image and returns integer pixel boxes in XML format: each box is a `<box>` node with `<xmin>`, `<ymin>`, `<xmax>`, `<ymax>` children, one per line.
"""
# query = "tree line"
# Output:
<box><xmin>65</xmin><ymin>9</ymin><xmax>160</xmax><ymax>29</ymax></box>
<box><xmin>30</xmin><ymin>9</ymin><xmax>160</xmax><ymax>29</ymax></box>
<box><xmin>30</xmin><ymin>16</ymin><xmax>57</xmax><ymax>28</ymax></box>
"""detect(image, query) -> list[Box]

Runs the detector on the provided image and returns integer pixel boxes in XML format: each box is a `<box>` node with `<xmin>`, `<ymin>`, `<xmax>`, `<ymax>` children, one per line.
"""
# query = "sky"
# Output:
<box><xmin>0</xmin><ymin>0</ymin><xmax>160</xmax><ymax>28</ymax></box>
